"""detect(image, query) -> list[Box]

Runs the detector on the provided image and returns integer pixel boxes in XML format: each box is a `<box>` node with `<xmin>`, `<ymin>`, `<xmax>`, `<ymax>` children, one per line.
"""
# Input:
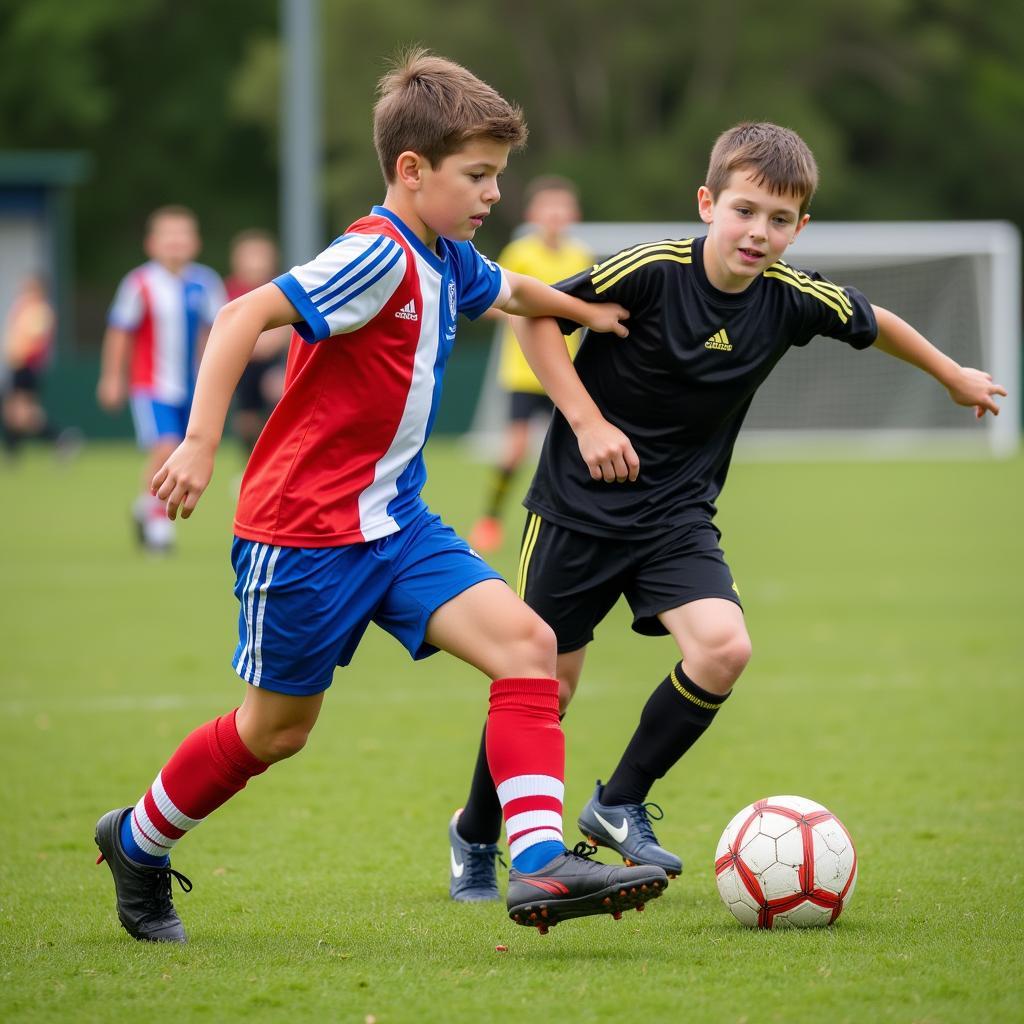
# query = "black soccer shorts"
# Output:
<box><xmin>516</xmin><ymin>512</ymin><xmax>742</xmax><ymax>652</ymax></box>
<box><xmin>508</xmin><ymin>390</ymin><xmax>553</xmax><ymax>423</ymax></box>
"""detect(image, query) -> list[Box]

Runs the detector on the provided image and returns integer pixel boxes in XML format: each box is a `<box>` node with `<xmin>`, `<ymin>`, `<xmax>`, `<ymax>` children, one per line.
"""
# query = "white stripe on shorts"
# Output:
<box><xmin>237</xmin><ymin>543</ymin><xmax>268</xmax><ymax>679</ymax></box>
<box><xmin>251</xmin><ymin>546</ymin><xmax>281</xmax><ymax>688</ymax></box>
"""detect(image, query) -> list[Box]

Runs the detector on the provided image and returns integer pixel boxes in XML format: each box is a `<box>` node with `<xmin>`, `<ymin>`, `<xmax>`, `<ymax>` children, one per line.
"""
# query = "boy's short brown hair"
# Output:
<box><xmin>229</xmin><ymin>228</ymin><xmax>276</xmax><ymax>251</ymax></box>
<box><xmin>145</xmin><ymin>204</ymin><xmax>198</xmax><ymax>235</ymax></box>
<box><xmin>373</xmin><ymin>48</ymin><xmax>527</xmax><ymax>183</ymax></box>
<box><xmin>523</xmin><ymin>174</ymin><xmax>579</xmax><ymax>206</ymax></box>
<box><xmin>705</xmin><ymin>122</ymin><xmax>819</xmax><ymax>216</ymax></box>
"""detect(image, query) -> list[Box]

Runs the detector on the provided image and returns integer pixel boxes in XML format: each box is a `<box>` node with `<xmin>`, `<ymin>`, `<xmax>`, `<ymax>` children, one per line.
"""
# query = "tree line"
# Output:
<box><xmin>1</xmin><ymin>0</ymin><xmax>1021</xmax><ymax>342</ymax></box>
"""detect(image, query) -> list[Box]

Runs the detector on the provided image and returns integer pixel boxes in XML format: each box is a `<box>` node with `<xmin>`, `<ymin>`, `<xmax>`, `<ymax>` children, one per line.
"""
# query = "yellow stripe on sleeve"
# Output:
<box><xmin>763</xmin><ymin>267</ymin><xmax>851</xmax><ymax>323</ymax></box>
<box><xmin>591</xmin><ymin>240</ymin><xmax>693</xmax><ymax>290</ymax></box>
<box><xmin>765</xmin><ymin>262</ymin><xmax>853</xmax><ymax>319</ymax></box>
<box><xmin>594</xmin><ymin>252</ymin><xmax>693</xmax><ymax>295</ymax></box>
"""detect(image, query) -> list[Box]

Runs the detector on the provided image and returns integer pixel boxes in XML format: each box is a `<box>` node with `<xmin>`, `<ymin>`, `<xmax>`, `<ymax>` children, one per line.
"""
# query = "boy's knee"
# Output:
<box><xmin>500</xmin><ymin>611</ymin><xmax>557</xmax><ymax>679</ymax></box>
<box><xmin>727</xmin><ymin>631</ymin><xmax>753</xmax><ymax>669</ymax></box>
<box><xmin>688</xmin><ymin>630</ymin><xmax>752</xmax><ymax>692</ymax></box>
<box><xmin>715</xmin><ymin>632</ymin><xmax>752</xmax><ymax>685</ymax></box>
<box><xmin>523</xmin><ymin>614</ymin><xmax>558</xmax><ymax>674</ymax></box>
<box><xmin>254</xmin><ymin>724</ymin><xmax>312</xmax><ymax>763</ymax></box>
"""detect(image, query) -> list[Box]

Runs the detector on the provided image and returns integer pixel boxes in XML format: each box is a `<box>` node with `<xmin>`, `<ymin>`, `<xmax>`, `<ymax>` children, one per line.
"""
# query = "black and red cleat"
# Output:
<box><xmin>95</xmin><ymin>807</ymin><xmax>192</xmax><ymax>943</ymax></box>
<box><xmin>506</xmin><ymin>842</ymin><xmax>667</xmax><ymax>932</ymax></box>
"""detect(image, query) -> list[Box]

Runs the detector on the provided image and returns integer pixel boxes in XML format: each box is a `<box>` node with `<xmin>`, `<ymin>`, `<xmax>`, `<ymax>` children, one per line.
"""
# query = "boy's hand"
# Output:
<box><xmin>577</xmin><ymin>415</ymin><xmax>640</xmax><ymax>483</ymax></box>
<box><xmin>151</xmin><ymin>437</ymin><xmax>216</xmax><ymax>520</ymax></box>
<box><xmin>580</xmin><ymin>302</ymin><xmax>629</xmax><ymax>338</ymax></box>
<box><xmin>96</xmin><ymin>375</ymin><xmax>126</xmax><ymax>412</ymax></box>
<box><xmin>945</xmin><ymin>367</ymin><xmax>1007</xmax><ymax>418</ymax></box>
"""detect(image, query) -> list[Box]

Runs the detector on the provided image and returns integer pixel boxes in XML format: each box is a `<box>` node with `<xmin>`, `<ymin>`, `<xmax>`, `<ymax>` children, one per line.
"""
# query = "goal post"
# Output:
<box><xmin>467</xmin><ymin>221</ymin><xmax>1020</xmax><ymax>459</ymax></box>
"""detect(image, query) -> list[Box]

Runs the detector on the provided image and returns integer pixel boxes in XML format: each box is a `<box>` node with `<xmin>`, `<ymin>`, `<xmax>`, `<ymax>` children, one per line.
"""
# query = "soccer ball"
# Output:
<box><xmin>714</xmin><ymin>795</ymin><xmax>857</xmax><ymax>929</ymax></box>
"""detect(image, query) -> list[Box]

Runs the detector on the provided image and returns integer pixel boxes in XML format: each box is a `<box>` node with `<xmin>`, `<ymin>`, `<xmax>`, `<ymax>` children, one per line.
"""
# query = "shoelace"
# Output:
<box><xmin>623</xmin><ymin>802</ymin><xmax>666</xmax><ymax>845</ymax></box>
<box><xmin>464</xmin><ymin>844</ymin><xmax>506</xmax><ymax>888</ymax></box>
<box><xmin>568</xmin><ymin>841</ymin><xmax>599</xmax><ymax>860</ymax></box>
<box><xmin>144</xmin><ymin>866</ymin><xmax>193</xmax><ymax>916</ymax></box>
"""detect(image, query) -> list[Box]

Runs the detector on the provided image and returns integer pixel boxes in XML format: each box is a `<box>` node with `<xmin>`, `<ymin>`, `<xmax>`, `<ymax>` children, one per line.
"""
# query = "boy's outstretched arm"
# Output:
<box><xmin>509</xmin><ymin>313</ymin><xmax>640</xmax><ymax>485</ymax></box>
<box><xmin>872</xmin><ymin>305</ymin><xmax>1008</xmax><ymax>418</ymax></box>
<box><xmin>497</xmin><ymin>270</ymin><xmax>629</xmax><ymax>338</ymax></box>
<box><xmin>151</xmin><ymin>284</ymin><xmax>298</xmax><ymax>520</ymax></box>
<box><xmin>96</xmin><ymin>326</ymin><xmax>132</xmax><ymax>411</ymax></box>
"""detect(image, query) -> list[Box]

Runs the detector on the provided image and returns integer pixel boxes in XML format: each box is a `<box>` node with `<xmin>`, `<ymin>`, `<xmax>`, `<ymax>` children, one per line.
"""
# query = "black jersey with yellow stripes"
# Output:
<box><xmin>524</xmin><ymin>234</ymin><xmax>877</xmax><ymax>539</ymax></box>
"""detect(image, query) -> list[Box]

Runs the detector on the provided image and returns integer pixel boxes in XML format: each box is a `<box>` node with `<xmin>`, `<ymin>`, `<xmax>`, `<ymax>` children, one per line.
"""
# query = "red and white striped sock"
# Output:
<box><xmin>126</xmin><ymin>709</ymin><xmax>268</xmax><ymax>860</ymax></box>
<box><xmin>486</xmin><ymin>678</ymin><xmax>565</xmax><ymax>863</ymax></box>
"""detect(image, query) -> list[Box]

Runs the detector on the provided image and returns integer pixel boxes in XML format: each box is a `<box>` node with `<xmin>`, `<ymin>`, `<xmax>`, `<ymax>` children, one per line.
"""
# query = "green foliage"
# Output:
<box><xmin>0</xmin><ymin>0</ymin><xmax>1022</xmax><ymax>324</ymax></box>
<box><xmin>1</xmin><ymin>442</ymin><xmax>1023</xmax><ymax>1022</ymax></box>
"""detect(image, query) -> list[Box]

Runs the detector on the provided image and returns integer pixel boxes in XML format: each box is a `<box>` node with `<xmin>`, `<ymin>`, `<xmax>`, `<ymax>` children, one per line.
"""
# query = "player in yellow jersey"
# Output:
<box><xmin>468</xmin><ymin>176</ymin><xmax>592</xmax><ymax>553</ymax></box>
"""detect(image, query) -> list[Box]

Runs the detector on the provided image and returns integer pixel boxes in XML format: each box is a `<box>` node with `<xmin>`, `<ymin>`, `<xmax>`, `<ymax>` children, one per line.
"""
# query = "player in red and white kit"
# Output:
<box><xmin>97</xmin><ymin>206</ymin><xmax>225</xmax><ymax>551</ymax></box>
<box><xmin>93</xmin><ymin>50</ymin><xmax>667</xmax><ymax>944</ymax></box>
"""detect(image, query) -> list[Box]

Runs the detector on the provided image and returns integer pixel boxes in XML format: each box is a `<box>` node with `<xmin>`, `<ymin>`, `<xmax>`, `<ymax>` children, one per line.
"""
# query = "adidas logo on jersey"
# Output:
<box><xmin>704</xmin><ymin>329</ymin><xmax>732</xmax><ymax>351</ymax></box>
<box><xmin>395</xmin><ymin>300</ymin><xmax>418</xmax><ymax>321</ymax></box>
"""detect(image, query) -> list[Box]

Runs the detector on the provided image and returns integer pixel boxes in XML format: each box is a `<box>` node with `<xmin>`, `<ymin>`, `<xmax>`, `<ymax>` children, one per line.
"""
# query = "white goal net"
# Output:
<box><xmin>468</xmin><ymin>221</ymin><xmax>1020</xmax><ymax>458</ymax></box>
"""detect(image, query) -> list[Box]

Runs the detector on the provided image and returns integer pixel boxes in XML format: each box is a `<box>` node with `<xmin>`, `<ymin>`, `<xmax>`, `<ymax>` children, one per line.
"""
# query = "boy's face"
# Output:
<box><xmin>231</xmin><ymin>238</ymin><xmax>278</xmax><ymax>284</ymax></box>
<box><xmin>145</xmin><ymin>214</ymin><xmax>201</xmax><ymax>271</ymax></box>
<box><xmin>697</xmin><ymin>169</ymin><xmax>809</xmax><ymax>292</ymax></box>
<box><xmin>407</xmin><ymin>137</ymin><xmax>509</xmax><ymax>243</ymax></box>
<box><xmin>526</xmin><ymin>188</ymin><xmax>580</xmax><ymax>239</ymax></box>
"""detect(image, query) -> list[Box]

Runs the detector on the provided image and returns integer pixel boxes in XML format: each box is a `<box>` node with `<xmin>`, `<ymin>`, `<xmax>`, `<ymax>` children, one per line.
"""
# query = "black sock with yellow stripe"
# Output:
<box><xmin>601</xmin><ymin>662</ymin><xmax>729</xmax><ymax>806</ymax></box>
<box><xmin>484</xmin><ymin>466</ymin><xmax>515</xmax><ymax>519</ymax></box>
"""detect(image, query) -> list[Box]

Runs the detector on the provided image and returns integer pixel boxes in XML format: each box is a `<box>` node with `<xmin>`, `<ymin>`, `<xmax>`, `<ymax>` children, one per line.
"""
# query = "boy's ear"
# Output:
<box><xmin>792</xmin><ymin>212</ymin><xmax>811</xmax><ymax>240</ymax></box>
<box><xmin>697</xmin><ymin>185</ymin><xmax>715</xmax><ymax>225</ymax></box>
<box><xmin>395</xmin><ymin>151</ymin><xmax>428</xmax><ymax>191</ymax></box>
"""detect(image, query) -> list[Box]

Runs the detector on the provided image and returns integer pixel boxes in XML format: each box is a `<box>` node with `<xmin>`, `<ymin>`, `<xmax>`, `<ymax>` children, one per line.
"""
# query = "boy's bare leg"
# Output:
<box><xmin>236</xmin><ymin>687</ymin><xmax>324</xmax><ymax>763</ymax></box>
<box><xmin>425</xmin><ymin>578</ymin><xmax>556</xmax><ymax>679</ymax></box>
<box><xmin>136</xmin><ymin>439</ymin><xmax>180</xmax><ymax>550</ymax></box>
<box><xmin>578</xmin><ymin>598</ymin><xmax>750</xmax><ymax>875</ymax></box>
<box><xmin>468</xmin><ymin>418</ymin><xmax>533</xmax><ymax>552</ymax></box>
<box><xmin>657</xmin><ymin>598</ymin><xmax>751</xmax><ymax>696</ymax></box>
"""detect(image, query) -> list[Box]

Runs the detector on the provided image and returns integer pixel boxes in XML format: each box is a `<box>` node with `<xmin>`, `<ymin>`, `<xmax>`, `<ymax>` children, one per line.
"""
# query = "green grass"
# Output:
<box><xmin>1</xmin><ymin>441</ymin><xmax>1022</xmax><ymax>1023</ymax></box>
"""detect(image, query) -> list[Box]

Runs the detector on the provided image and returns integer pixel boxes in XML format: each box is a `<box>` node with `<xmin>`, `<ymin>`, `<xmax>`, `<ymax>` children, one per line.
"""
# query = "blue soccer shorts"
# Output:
<box><xmin>230</xmin><ymin>509</ymin><xmax>504</xmax><ymax>695</ymax></box>
<box><xmin>130</xmin><ymin>392</ymin><xmax>191</xmax><ymax>449</ymax></box>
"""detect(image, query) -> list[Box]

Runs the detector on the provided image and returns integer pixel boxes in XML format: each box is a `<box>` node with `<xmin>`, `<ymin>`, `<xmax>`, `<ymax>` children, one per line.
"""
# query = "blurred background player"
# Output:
<box><xmin>225</xmin><ymin>229</ymin><xmax>291</xmax><ymax>458</ymax></box>
<box><xmin>96</xmin><ymin>205</ymin><xmax>226</xmax><ymax>552</ymax></box>
<box><xmin>467</xmin><ymin>176</ymin><xmax>592</xmax><ymax>553</ymax></box>
<box><xmin>1</xmin><ymin>273</ymin><xmax>69</xmax><ymax>458</ymax></box>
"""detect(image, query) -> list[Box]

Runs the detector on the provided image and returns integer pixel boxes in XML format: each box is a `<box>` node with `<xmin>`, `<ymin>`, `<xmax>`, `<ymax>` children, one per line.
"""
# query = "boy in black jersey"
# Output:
<box><xmin>447</xmin><ymin>122</ymin><xmax>1007</xmax><ymax>895</ymax></box>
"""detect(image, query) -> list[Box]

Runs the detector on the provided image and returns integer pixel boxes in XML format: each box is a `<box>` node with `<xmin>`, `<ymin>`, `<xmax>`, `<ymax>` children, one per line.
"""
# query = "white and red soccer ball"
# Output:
<box><xmin>714</xmin><ymin>795</ymin><xmax>857</xmax><ymax>929</ymax></box>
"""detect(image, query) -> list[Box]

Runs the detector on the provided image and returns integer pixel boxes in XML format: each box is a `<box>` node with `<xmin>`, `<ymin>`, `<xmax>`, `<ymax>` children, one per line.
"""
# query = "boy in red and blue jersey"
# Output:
<box><xmin>94</xmin><ymin>49</ymin><xmax>667</xmax><ymax>943</ymax></box>
<box><xmin>98</xmin><ymin>205</ymin><xmax>226</xmax><ymax>551</ymax></box>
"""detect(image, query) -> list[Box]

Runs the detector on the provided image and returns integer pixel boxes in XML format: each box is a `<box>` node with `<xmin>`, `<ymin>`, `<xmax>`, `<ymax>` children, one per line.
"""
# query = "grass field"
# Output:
<box><xmin>2</xmin><ymin>441</ymin><xmax>1022</xmax><ymax>1023</ymax></box>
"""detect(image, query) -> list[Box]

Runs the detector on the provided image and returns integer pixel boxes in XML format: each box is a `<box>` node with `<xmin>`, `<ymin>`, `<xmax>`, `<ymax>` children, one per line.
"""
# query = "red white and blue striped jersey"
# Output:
<box><xmin>108</xmin><ymin>261</ymin><xmax>226</xmax><ymax>405</ymax></box>
<box><xmin>234</xmin><ymin>207</ymin><xmax>505</xmax><ymax>547</ymax></box>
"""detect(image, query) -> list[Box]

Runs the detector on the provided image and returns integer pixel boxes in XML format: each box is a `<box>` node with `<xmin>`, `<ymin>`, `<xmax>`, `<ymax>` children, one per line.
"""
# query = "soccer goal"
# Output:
<box><xmin>467</xmin><ymin>220</ymin><xmax>1020</xmax><ymax>458</ymax></box>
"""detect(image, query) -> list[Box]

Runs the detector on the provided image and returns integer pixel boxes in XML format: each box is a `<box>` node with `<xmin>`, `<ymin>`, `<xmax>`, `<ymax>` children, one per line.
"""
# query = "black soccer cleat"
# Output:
<box><xmin>577</xmin><ymin>780</ymin><xmax>683</xmax><ymax>878</ymax></box>
<box><xmin>506</xmin><ymin>842</ymin><xmax>667</xmax><ymax>933</ymax></box>
<box><xmin>95</xmin><ymin>807</ymin><xmax>192</xmax><ymax>943</ymax></box>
